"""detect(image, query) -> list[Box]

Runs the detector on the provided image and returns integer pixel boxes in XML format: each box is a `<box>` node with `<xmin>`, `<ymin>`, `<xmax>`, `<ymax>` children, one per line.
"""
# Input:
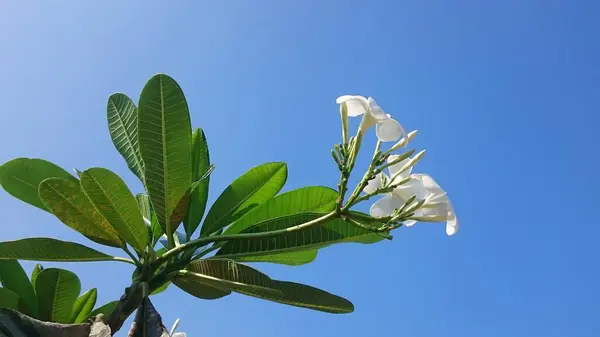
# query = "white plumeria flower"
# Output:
<box><xmin>336</xmin><ymin>95</ymin><xmax>406</xmax><ymax>142</ymax></box>
<box><xmin>366</xmin><ymin>155</ymin><xmax>458</xmax><ymax>235</ymax></box>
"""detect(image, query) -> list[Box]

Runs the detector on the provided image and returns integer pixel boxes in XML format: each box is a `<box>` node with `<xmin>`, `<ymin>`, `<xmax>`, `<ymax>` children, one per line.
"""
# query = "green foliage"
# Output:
<box><xmin>183</xmin><ymin>128</ymin><xmax>211</xmax><ymax>238</ymax></box>
<box><xmin>0</xmin><ymin>158</ymin><xmax>77</xmax><ymax>212</ymax></box>
<box><xmin>107</xmin><ymin>93</ymin><xmax>145</xmax><ymax>182</ymax></box>
<box><xmin>84</xmin><ymin>301</ymin><xmax>119</xmax><ymax>321</ymax></box>
<box><xmin>201</xmin><ymin>162</ymin><xmax>288</xmax><ymax>236</ymax></box>
<box><xmin>0</xmin><ymin>260</ymin><xmax>38</xmax><ymax>316</ymax></box>
<box><xmin>138</xmin><ymin>73</ymin><xmax>192</xmax><ymax>237</ymax></box>
<box><xmin>0</xmin><ymin>260</ymin><xmax>107</xmax><ymax>324</ymax></box>
<box><xmin>38</xmin><ymin>178</ymin><xmax>124</xmax><ymax>247</ymax></box>
<box><xmin>0</xmin><ymin>238</ymin><xmax>121</xmax><ymax>262</ymax></box>
<box><xmin>70</xmin><ymin>288</ymin><xmax>97</xmax><ymax>323</ymax></box>
<box><xmin>0</xmin><ymin>73</ymin><xmax>416</xmax><ymax>323</ymax></box>
<box><xmin>36</xmin><ymin>268</ymin><xmax>81</xmax><ymax>323</ymax></box>
<box><xmin>80</xmin><ymin>167</ymin><xmax>148</xmax><ymax>252</ymax></box>
<box><xmin>0</xmin><ymin>287</ymin><xmax>20</xmax><ymax>310</ymax></box>
<box><xmin>216</xmin><ymin>213</ymin><xmax>386</xmax><ymax>258</ymax></box>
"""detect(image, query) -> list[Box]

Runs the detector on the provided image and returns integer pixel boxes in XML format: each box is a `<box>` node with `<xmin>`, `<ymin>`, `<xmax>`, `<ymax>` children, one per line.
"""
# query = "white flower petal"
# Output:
<box><xmin>370</xmin><ymin>194</ymin><xmax>403</xmax><ymax>217</ymax></box>
<box><xmin>363</xmin><ymin>172</ymin><xmax>388</xmax><ymax>195</ymax></box>
<box><xmin>394</xmin><ymin>176</ymin><xmax>430</xmax><ymax>200</ymax></box>
<box><xmin>367</xmin><ymin>97</ymin><xmax>389</xmax><ymax>120</ymax></box>
<box><xmin>375</xmin><ymin>118</ymin><xmax>404</xmax><ymax>142</ymax></box>
<box><xmin>446</xmin><ymin>201</ymin><xmax>458</xmax><ymax>236</ymax></box>
<box><xmin>172</xmin><ymin>333</ymin><xmax>187</xmax><ymax>337</ymax></box>
<box><xmin>403</xmin><ymin>220</ymin><xmax>417</xmax><ymax>227</ymax></box>
<box><xmin>337</xmin><ymin>95</ymin><xmax>369</xmax><ymax>117</ymax></box>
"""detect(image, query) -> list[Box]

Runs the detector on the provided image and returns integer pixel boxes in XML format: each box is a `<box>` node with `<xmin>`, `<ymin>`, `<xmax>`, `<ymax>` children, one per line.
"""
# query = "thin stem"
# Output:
<box><xmin>113</xmin><ymin>257</ymin><xmax>138</xmax><ymax>265</ymax></box>
<box><xmin>343</xmin><ymin>140</ymin><xmax>382</xmax><ymax>211</ymax></box>
<box><xmin>122</xmin><ymin>247</ymin><xmax>141</xmax><ymax>266</ymax></box>
<box><xmin>154</xmin><ymin>211</ymin><xmax>338</xmax><ymax>266</ymax></box>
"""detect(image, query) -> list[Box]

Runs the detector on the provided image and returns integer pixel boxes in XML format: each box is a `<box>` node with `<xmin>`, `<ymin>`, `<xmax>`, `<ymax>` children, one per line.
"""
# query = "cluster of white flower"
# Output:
<box><xmin>337</xmin><ymin>95</ymin><xmax>458</xmax><ymax>236</ymax></box>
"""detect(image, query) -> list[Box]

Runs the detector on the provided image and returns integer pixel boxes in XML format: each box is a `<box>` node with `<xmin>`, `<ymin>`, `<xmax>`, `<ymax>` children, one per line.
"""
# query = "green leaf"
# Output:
<box><xmin>39</xmin><ymin>178</ymin><xmax>124</xmax><ymax>248</ymax></box>
<box><xmin>173</xmin><ymin>278</ymin><xmax>231</xmax><ymax>300</ymax></box>
<box><xmin>31</xmin><ymin>264</ymin><xmax>43</xmax><ymax>290</ymax></box>
<box><xmin>216</xmin><ymin>213</ymin><xmax>387</xmax><ymax>259</ymax></box>
<box><xmin>201</xmin><ymin>162</ymin><xmax>288</xmax><ymax>236</ymax></box>
<box><xmin>150</xmin><ymin>281</ymin><xmax>170</xmax><ymax>296</ymax></box>
<box><xmin>0</xmin><ymin>260</ymin><xmax>38</xmax><ymax>316</ymax></box>
<box><xmin>239</xmin><ymin>280</ymin><xmax>353</xmax><ymax>314</ymax></box>
<box><xmin>221</xmin><ymin>186</ymin><xmax>337</xmax><ymax>265</ymax></box>
<box><xmin>84</xmin><ymin>301</ymin><xmax>118</xmax><ymax>321</ymax></box>
<box><xmin>35</xmin><ymin>268</ymin><xmax>81</xmax><ymax>323</ymax></box>
<box><xmin>183</xmin><ymin>128</ymin><xmax>211</xmax><ymax>238</ymax></box>
<box><xmin>70</xmin><ymin>288</ymin><xmax>97</xmax><ymax>323</ymax></box>
<box><xmin>223</xmin><ymin>186</ymin><xmax>338</xmax><ymax>235</ymax></box>
<box><xmin>0</xmin><ymin>288</ymin><xmax>20</xmax><ymax>310</ymax></box>
<box><xmin>0</xmin><ymin>158</ymin><xmax>76</xmax><ymax>211</ymax></box>
<box><xmin>107</xmin><ymin>93</ymin><xmax>145</xmax><ymax>182</ymax></box>
<box><xmin>173</xmin><ymin>259</ymin><xmax>281</xmax><ymax>298</ymax></box>
<box><xmin>0</xmin><ymin>238</ymin><xmax>123</xmax><ymax>263</ymax></box>
<box><xmin>80</xmin><ymin>168</ymin><xmax>147</xmax><ymax>252</ymax></box>
<box><xmin>236</xmin><ymin>250</ymin><xmax>318</xmax><ymax>266</ymax></box>
<box><xmin>138</xmin><ymin>73</ymin><xmax>192</xmax><ymax>236</ymax></box>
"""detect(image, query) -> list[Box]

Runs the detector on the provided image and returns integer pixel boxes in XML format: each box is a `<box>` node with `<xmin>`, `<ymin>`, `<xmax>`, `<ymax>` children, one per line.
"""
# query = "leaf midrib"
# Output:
<box><xmin>160</xmin><ymin>76</ymin><xmax>170</xmax><ymax>230</ymax></box>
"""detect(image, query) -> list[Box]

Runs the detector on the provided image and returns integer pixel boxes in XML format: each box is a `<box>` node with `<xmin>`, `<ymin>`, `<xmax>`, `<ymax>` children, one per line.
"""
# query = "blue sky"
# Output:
<box><xmin>1</xmin><ymin>1</ymin><xmax>599</xmax><ymax>336</ymax></box>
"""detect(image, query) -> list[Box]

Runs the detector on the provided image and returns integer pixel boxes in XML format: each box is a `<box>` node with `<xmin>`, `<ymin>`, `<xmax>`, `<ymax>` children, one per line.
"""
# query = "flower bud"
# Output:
<box><xmin>388</xmin><ymin>130</ymin><xmax>418</xmax><ymax>153</ymax></box>
<box><xmin>340</xmin><ymin>103</ymin><xmax>349</xmax><ymax>145</ymax></box>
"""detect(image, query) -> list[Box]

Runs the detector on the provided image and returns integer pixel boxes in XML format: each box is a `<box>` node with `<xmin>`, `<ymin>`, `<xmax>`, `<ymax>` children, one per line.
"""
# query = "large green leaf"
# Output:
<box><xmin>223</xmin><ymin>186</ymin><xmax>338</xmax><ymax>235</ymax></box>
<box><xmin>172</xmin><ymin>259</ymin><xmax>280</xmax><ymax>298</ymax></box>
<box><xmin>183</xmin><ymin>128</ymin><xmax>211</xmax><ymax>238</ymax></box>
<box><xmin>138</xmin><ymin>73</ymin><xmax>192</xmax><ymax>236</ymax></box>
<box><xmin>80</xmin><ymin>168</ymin><xmax>147</xmax><ymax>252</ymax></box>
<box><xmin>0</xmin><ymin>158</ymin><xmax>76</xmax><ymax>211</ymax></box>
<box><xmin>0</xmin><ymin>260</ymin><xmax>37</xmax><ymax>316</ymax></box>
<box><xmin>38</xmin><ymin>178</ymin><xmax>124</xmax><ymax>248</ymax></box>
<box><xmin>0</xmin><ymin>288</ymin><xmax>20</xmax><ymax>310</ymax></box>
<box><xmin>70</xmin><ymin>288</ymin><xmax>97</xmax><ymax>323</ymax></box>
<box><xmin>107</xmin><ymin>93</ymin><xmax>145</xmax><ymax>182</ymax></box>
<box><xmin>221</xmin><ymin>186</ymin><xmax>337</xmax><ymax>265</ymax></box>
<box><xmin>0</xmin><ymin>238</ymin><xmax>123</xmax><ymax>263</ymax></box>
<box><xmin>35</xmin><ymin>268</ymin><xmax>81</xmax><ymax>324</ymax></box>
<box><xmin>216</xmin><ymin>213</ymin><xmax>386</xmax><ymax>259</ymax></box>
<box><xmin>31</xmin><ymin>264</ymin><xmax>43</xmax><ymax>290</ymax></box>
<box><xmin>239</xmin><ymin>280</ymin><xmax>353</xmax><ymax>314</ymax></box>
<box><xmin>201</xmin><ymin>162</ymin><xmax>287</xmax><ymax>236</ymax></box>
<box><xmin>84</xmin><ymin>301</ymin><xmax>118</xmax><ymax>321</ymax></box>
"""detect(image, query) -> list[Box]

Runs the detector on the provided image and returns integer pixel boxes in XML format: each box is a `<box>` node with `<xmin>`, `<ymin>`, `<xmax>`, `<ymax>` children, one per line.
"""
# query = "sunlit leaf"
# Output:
<box><xmin>107</xmin><ymin>93</ymin><xmax>145</xmax><ymax>182</ymax></box>
<box><xmin>84</xmin><ymin>301</ymin><xmax>118</xmax><ymax>321</ymax></box>
<box><xmin>35</xmin><ymin>268</ymin><xmax>81</xmax><ymax>323</ymax></box>
<box><xmin>80</xmin><ymin>168</ymin><xmax>147</xmax><ymax>252</ymax></box>
<box><xmin>138</xmin><ymin>74</ymin><xmax>192</xmax><ymax>236</ymax></box>
<box><xmin>201</xmin><ymin>162</ymin><xmax>287</xmax><ymax>236</ymax></box>
<box><xmin>70</xmin><ymin>288</ymin><xmax>97</xmax><ymax>323</ymax></box>
<box><xmin>0</xmin><ymin>238</ymin><xmax>123</xmax><ymax>263</ymax></box>
<box><xmin>217</xmin><ymin>213</ymin><xmax>387</xmax><ymax>259</ymax></box>
<box><xmin>184</xmin><ymin>128</ymin><xmax>211</xmax><ymax>238</ymax></box>
<box><xmin>0</xmin><ymin>158</ymin><xmax>76</xmax><ymax>211</ymax></box>
<box><xmin>39</xmin><ymin>178</ymin><xmax>124</xmax><ymax>248</ymax></box>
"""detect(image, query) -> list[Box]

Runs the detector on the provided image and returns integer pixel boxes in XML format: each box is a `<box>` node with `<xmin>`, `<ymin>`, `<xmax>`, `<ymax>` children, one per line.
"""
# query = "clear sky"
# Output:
<box><xmin>1</xmin><ymin>1</ymin><xmax>598</xmax><ymax>336</ymax></box>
